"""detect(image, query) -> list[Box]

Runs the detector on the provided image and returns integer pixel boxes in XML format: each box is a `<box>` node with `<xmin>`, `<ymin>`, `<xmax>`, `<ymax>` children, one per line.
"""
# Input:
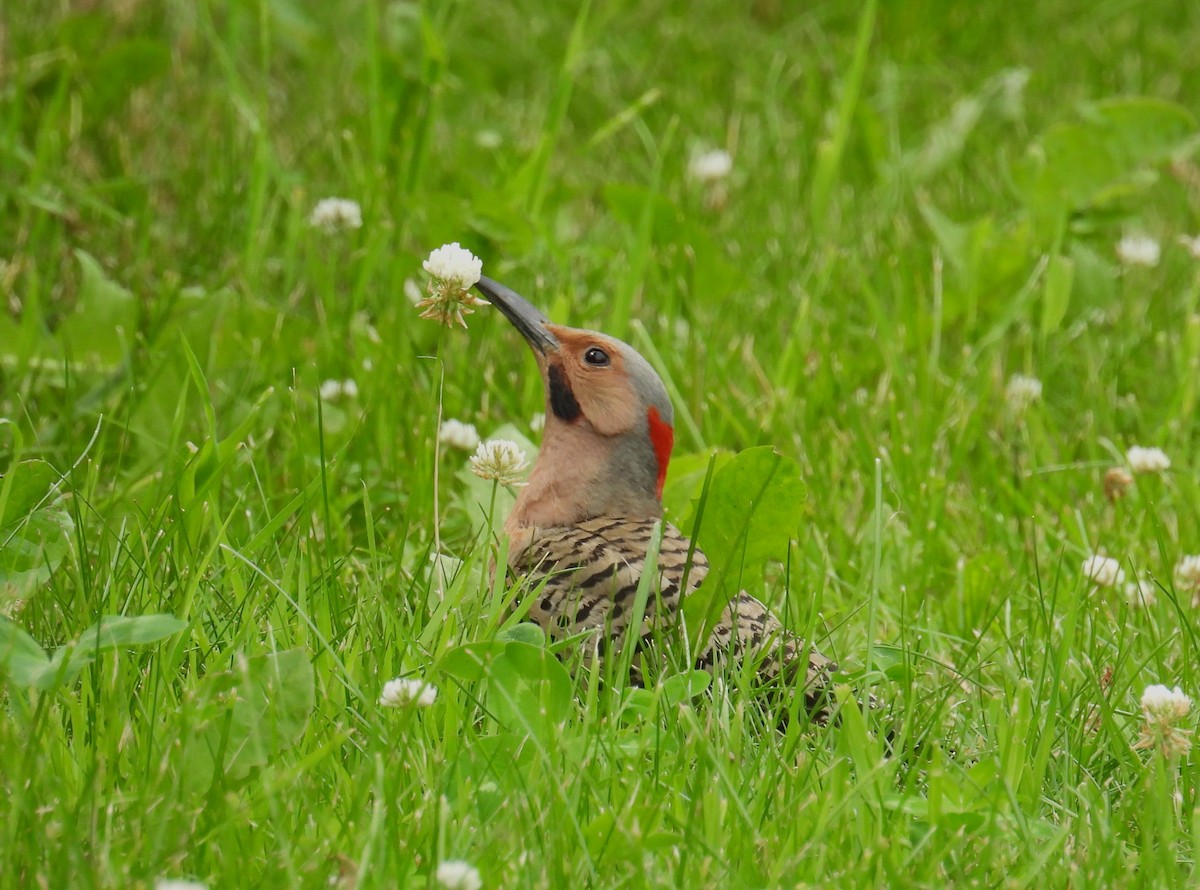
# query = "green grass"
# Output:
<box><xmin>3</xmin><ymin>0</ymin><xmax>1200</xmax><ymax>886</ymax></box>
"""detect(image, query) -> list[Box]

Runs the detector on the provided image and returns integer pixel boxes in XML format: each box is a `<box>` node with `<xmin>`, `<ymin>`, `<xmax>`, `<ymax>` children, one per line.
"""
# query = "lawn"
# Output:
<box><xmin>3</xmin><ymin>0</ymin><xmax>1200</xmax><ymax>886</ymax></box>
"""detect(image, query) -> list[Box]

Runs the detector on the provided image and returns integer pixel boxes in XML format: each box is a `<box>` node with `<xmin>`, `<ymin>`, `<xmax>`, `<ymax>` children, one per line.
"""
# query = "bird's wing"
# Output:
<box><xmin>511</xmin><ymin>518</ymin><xmax>707</xmax><ymax>643</ymax></box>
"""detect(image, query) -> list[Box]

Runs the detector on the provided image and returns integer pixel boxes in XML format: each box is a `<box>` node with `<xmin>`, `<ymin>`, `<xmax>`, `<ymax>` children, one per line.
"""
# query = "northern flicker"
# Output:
<box><xmin>475</xmin><ymin>276</ymin><xmax>838</xmax><ymax>719</ymax></box>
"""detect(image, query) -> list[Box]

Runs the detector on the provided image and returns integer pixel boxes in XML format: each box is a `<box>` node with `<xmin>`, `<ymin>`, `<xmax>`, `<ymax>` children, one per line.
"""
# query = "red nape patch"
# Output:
<box><xmin>647</xmin><ymin>406</ymin><xmax>674</xmax><ymax>500</ymax></box>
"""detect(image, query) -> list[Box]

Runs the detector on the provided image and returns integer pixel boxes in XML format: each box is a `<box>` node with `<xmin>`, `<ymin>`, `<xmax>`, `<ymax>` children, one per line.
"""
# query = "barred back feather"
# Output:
<box><xmin>508</xmin><ymin>516</ymin><xmax>836</xmax><ymax>719</ymax></box>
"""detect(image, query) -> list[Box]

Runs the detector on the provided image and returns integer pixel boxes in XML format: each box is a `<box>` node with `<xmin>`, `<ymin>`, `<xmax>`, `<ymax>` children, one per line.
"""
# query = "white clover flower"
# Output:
<box><xmin>418</xmin><ymin>242</ymin><xmax>486</xmax><ymax>328</ymax></box>
<box><xmin>319</xmin><ymin>379</ymin><xmax>359</xmax><ymax>401</ymax></box>
<box><xmin>688</xmin><ymin>149</ymin><xmax>733</xmax><ymax>183</ymax></box>
<box><xmin>309</xmin><ymin>198</ymin><xmax>363</xmax><ymax>233</ymax></box>
<box><xmin>379</xmin><ymin>677</ymin><xmax>438</xmax><ymax>708</ymax></box>
<box><xmin>1127</xmin><ymin>445</ymin><xmax>1170</xmax><ymax>474</ymax></box>
<box><xmin>1082</xmin><ymin>554</ymin><xmax>1124</xmax><ymax>588</ymax></box>
<box><xmin>1124</xmin><ymin>579</ymin><xmax>1157</xmax><ymax>608</ymax></box>
<box><xmin>1142</xmin><ymin>684</ymin><xmax>1191</xmax><ymax>717</ymax></box>
<box><xmin>1005</xmin><ymin>374</ymin><xmax>1042</xmax><ymax>412</ymax></box>
<box><xmin>1178</xmin><ymin>234</ymin><xmax>1200</xmax><ymax>260</ymax></box>
<box><xmin>438</xmin><ymin>419</ymin><xmax>481</xmax><ymax>452</ymax></box>
<box><xmin>529</xmin><ymin>412</ymin><xmax>545</xmax><ymax>434</ymax></box>
<box><xmin>423</xmin><ymin>242</ymin><xmax>483</xmax><ymax>290</ymax></box>
<box><xmin>469</xmin><ymin>439</ymin><xmax>529</xmax><ymax>485</ymax></box>
<box><xmin>1116</xmin><ymin>234</ymin><xmax>1161</xmax><ymax>267</ymax></box>
<box><xmin>435</xmin><ymin>861</ymin><xmax>482</xmax><ymax>890</ymax></box>
<box><xmin>1175</xmin><ymin>555</ymin><xmax>1200</xmax><ymax>593</ymax></box>
<box><xmin>1136</xmin><ymin>684</ymin><xmax>1193</xmax><ymax>758</ymax></box>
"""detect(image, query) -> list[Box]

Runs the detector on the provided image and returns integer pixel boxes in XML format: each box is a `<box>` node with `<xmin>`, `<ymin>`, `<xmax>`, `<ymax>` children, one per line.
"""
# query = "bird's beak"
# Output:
<box><xmin>474</xmin><ymin>276</ymin><xmax>560</xmax><ymax>356</ymax></box>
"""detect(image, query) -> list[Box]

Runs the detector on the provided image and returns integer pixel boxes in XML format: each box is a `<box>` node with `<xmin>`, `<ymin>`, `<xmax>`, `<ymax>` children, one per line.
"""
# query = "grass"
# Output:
<box><xmin>2</xmin><ymin>0</ymin><xmax>1200</xmax><ymax>886</ymax></box>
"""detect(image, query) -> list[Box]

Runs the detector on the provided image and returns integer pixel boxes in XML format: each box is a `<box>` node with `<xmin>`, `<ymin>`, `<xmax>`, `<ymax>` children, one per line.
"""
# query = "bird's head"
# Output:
<box><xmin>475</xmin><ymin>276</ymin><xmax>675</xmax><ymax>529</ymax></box>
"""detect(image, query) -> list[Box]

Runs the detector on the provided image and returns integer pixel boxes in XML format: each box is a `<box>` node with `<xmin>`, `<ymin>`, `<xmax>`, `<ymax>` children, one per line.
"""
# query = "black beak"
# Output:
<box><xmin>474</xmin><ymin>276</ymin><xmax>559</xmax><ymax>355</ymax></box>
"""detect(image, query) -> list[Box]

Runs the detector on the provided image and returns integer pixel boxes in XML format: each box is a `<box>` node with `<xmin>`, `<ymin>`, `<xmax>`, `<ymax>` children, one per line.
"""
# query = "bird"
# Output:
<box><xmin>473</xmin><ymin>275</ymin><xmax>838</xmax><ymax>720</ymax></box>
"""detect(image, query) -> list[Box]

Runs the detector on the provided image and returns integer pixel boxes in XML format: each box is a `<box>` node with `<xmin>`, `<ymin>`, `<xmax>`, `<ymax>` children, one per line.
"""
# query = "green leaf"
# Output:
<box><xmin>222</xmin><ymin>649</ymin><xmax>315</xmax><ymax>779</ymax></box>
<box><xmin>438</xmin><ymin>640</ymin><xmax>573</xmax><ymax>741</ymax></box>
<box><xmin>0</xmin><ymin>460</ymin><xmax>74</xmax><ymax>596</ymax></box>
<box><xmin>496</xmin><ymin>623</ymin><xmax>546</xmax><ymax>648</ymax></box>
<box><xmin>1069</xmin><ymin>242</ymin><xmax>1117</xmax><ymax>308</ymax></box>
<box><xmin>659</xmin><ymin>670</ymin><xmax>711</xmax><ymax>703</ymax></box>
<box><xmin>661</xmin><ymin>450</ymin><xmax>732</xmax><ymax>527</ymax></box>
<box><xmin>0</xmin><ymin>613</ymin><xmax>186</xmax><ymax>690</ymax></box>
<box><xmin>684</xmin><ymin>447</ymin><xmax>806</xmax><ymax>633</ymax></box>
<box><xmin>615</xmin><ymin>686</ymin><xmax>658</xmax><ymax>721</ymax></box>
<box><xmin>488</xmin><ymin>642</ymin><xmax>574</xmax><ymax>740</ymax></box>
<box><xmin>57</xmin><ymin>250</ymin><xmax>138</xmax><ymax>368</ymax></box>
<box><xmin>1039</xmin><ymin>254</ymin><xmax>1074</xmax><ymax>339</ymax></box>
<box><xmin>74</xmin><ymin>614</ymin><xmax>188</xmax><ymax>648</ymax></box>
<box><xmin>1087</xmin><ymin>97</ymin><xmax>1200</xmax><ymax>168</ymax></box>
<box><xmin>87</xmin><ymin>39</ymin><xmax>171</xmax><ymax>118</ymax></box>
<box><xmin>866</xmin><ymin>644</ymin><xmax>909</xmax><ymax>681</ymax></box>
<box><xmin>185</xmin><ymin>649</ymin><xmax>316</xmax><ymax>790</ymax></box>
<box><xmin>1010</xmin><ymin>97</ymin><xmax>1199</xmax><ymax>225</ymax></box>
<box><xmin>0</xmin><ymin>616</ymin><xmax>50</xmax><ymax>686</ymax></box>
<box><xmin>0</xmin><ymin>510</ymin><xmax>74</xmax><ymax>585</ymax></box>
<box><xmin>438</xmin><ymin>641</ymin><xmax>509</xmax><ymax>683</ymax></box>
<box><xmin>28</xmin><ymin>614</ymin><xmax>188</xmax><ymax>690</ymax></box>
<box><xmin>0</xmin><ymin>459</ymin><xmax>61</xmax><ymax>527</ymax></box>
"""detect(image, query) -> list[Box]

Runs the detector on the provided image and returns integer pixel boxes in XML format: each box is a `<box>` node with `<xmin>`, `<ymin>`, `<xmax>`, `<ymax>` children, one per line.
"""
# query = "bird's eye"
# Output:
<box><xmin>584</xmin><ymin>346</ymin><xmax>610</xmax><ymax>367</ymax></box>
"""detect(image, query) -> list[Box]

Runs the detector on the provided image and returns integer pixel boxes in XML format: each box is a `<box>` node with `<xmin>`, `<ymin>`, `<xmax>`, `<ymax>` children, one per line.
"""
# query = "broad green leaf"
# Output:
<box><xmin>488</xmin><ymin>641</ymin><xmax>574</xmax><ymax>739</ymax></box>
<box><xmin>43</xmin><ymin>614</ymin><xmax>187</xmax><ymax>689</ymax></box>
<box><xmin>497</xmin><ymin>622</ymin><xmax>546</xmax><ymax>648</ymax></box>
<box><xmin>0</xmin><ymin>460</ymin><xmax>74</xmax><ymax>595</ymax></box>
<box><xmin>684</xmin><ymin>447</ymin><xmax>806</xmax><ymax>633</ymax></box>
<box><xmin>57</xmin><ymin>250</ymin><xmax>137</xmax><ymax>368</ymax></box>
<box><xmin>661</xmin><ymin>449</ymin><xmax>732</xmax><ymax>527</ymax></box>
<box><xmin>0</xmin><ymin>511</ymin><xmax>74</xmax><ymax>576</ymax></box>
<box><xmin>1</xmin><ymin>613</ymin><xmax>186</xmax><ymax>690</ymax></box>
<box><xmin>1010</xmin><ymin>97</ymin><xmax>1198</xmax><ymax>224</ymax></box>
<box><xmin>0</xmin><ymin>510</ymin><xmax>74</xmax><ymax>591</ymax></box>
<box><xmin>1069</xmin><ymin>241</ymin><xmax>1117</xmax><ymax>308</ymax></box>
<box><xmin>89</xmin><ymin>39</ymin><xmax>171</xmax><ymax>118</ymax></box>
<box><xmin>1086</xmin><ymin>97</ymin><xmax>1200</xmax><ymax>169</ymax></box>
<box><xmin>74</xmin><ymin>614</ymin><xmax>188</xmax><ymax>648</ymax></box>
<box><xmin>0</xmin><ymin>616</ymin><xmax>50</xmax><ymax>686</ymax></box>
<box><xmin>185</xmin><ymin>649</ymin><xmax>316</xmax><ymax>789</ymax></box>
<box><xmin>866</xmin><ymin>644</ymin><xmax>909</xmax><ymax>681</ymax></box>
<box><xmin>438</xmin><ymin>641</ymin><xmax>509</xmax><ymax>683</ymax></box>
<box><xmin>445</xmin><ymin>732</ymin><xmax>538</xmax><ymax>808</ymax></box>
<box><xmin>0</xmin><ymin>459</ymin><xmax>61</xmax><ymax>527</ymax></box>
<box><xmin>438</xmin><ymin>640</ymin><xmax>573</xmax><ymax>741</ymax></box>
<box><xmin>659</xmin><ymin>670</ymin><xmax>711</xmax><ymax>703</ymax></box>
<box><xmin>220</xmin><ymin>649</ymin><xmax>315</xmax><ymax>779</ymax></box>
<box><xmin>1040</xmin><ymin>254</ymin><xmax>1074</xmax><ymax>339</ymax></box>
<box><xmin>615</xmin><ymin>687</ymin><xmax>658</xmax><ymax>721</ymax></box>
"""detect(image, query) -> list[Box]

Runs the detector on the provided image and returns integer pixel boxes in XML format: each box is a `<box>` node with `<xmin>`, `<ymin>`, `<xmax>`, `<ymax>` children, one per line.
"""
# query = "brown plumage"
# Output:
<box><xmin>475</xmin><ymin>276</ymin><xmax>837</xmax><ymax>720</ymax></box>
